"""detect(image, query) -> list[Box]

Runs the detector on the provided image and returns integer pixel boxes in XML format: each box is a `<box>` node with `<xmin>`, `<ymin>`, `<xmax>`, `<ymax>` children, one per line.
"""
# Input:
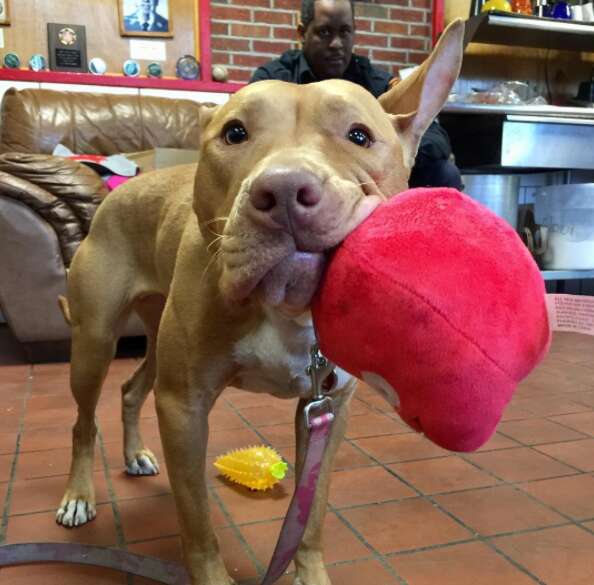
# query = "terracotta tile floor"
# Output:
<box><xmin>1</xmin><ymin>332</ymin><xmax>594</xmax><ymax>584</ymax></box>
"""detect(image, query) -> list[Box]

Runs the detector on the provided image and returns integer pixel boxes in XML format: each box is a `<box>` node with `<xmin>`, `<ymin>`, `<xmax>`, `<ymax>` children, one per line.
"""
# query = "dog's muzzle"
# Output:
<box><xmin>259</xmin><ymin>251</ymin><xmax>326</xmax><ymax>309</ymax></box>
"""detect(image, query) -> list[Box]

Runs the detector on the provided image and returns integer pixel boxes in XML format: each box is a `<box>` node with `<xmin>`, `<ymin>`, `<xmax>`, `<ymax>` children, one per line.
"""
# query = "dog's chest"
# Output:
<box><xmin>232</xmin><ymin>310</ymin><xmax>351</xmax><ymax>399</ymax></box>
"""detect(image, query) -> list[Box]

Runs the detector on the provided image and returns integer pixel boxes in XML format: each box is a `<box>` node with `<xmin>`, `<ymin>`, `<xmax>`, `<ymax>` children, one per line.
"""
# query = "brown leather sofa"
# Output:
<box><xmin>0</xmin><ymin>88</ymin><xmax>205</xmax><ymax>361</ymax></box>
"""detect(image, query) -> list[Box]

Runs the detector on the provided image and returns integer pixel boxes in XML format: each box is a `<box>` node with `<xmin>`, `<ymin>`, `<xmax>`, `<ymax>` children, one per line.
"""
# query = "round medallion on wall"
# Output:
<box><xmin>176</xmin><ymin>55</ymin><xmax>200</xmax><ymax>80</ymax></box>
<box><xmin>88</xmin><ymin>58</ymin><xmax>107</xmax><ymax>75</ymax></box>
<box><xmin>147</xmin><ymin>62</ymin><xmax>162</xmax><ymax>78</ymax></box>
<box><xmin>58</xmin><ymin>27</ymin><xmax>77</xmax><ymax>46</ymax></box>
<box><xmin>122</xmin><ymin>59</ymin><xmax>140</xmax><ymax>77</ymax></box>
<box><xmin>212</xmin><ymin>65</ymin><xmax>229</xmax><ymax>83</ymax></box>
<box><xmin>28</xmin><ymin>54</ymin><xmax>47</xmax><ymax>72</ymax></box>
<box><xmin>3</xmin><ymin>53</ymin><xmax>21</xmax><ymax>69</ymax></box>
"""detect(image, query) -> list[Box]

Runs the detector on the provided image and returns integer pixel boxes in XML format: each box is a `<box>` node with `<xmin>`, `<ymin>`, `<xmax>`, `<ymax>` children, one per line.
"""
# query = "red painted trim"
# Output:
<box><xmin>432</xmin><ymin>0</ymin><xmax>445</xmax><ymax>46</ymax></box>
<box><xmin>0</xmin><ymin>0</ymin><xmax>247</xmax><ymax>93</ymax></box>
<box><xmin>199</xmin><ymin>0</ymin><xmax>213</xmax><ymax>83</ymax></box>
<box><xmin>0</xmin><ymin>67</ymin><xmax>243</xmax><ymax>93</ymax></box>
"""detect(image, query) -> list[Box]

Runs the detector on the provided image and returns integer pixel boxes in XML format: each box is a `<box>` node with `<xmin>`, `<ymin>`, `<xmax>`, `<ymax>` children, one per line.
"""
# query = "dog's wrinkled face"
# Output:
<box><xmin>194</xmin><ymin>79</ymin><xmax>409</xmax><ymax>312</ymax></box>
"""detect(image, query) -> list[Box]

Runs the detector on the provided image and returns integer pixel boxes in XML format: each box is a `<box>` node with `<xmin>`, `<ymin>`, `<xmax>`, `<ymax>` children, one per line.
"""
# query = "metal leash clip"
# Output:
<box><xmin>303</xmin><ymin>342</ymin><xmax>336</xmax><ymax>429</ymax></box>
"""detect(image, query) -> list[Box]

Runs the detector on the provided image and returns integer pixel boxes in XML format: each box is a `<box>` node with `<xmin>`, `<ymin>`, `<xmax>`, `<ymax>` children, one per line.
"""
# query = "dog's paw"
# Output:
<box><xmin>126</xmin><ymin>449</ymin><xmax>160</xmax><ymax>476</ymax></box>
<box><xmin>56</xmin><ymin>498</ymin><xmax>96</xmax><ymax>528</ymax></box>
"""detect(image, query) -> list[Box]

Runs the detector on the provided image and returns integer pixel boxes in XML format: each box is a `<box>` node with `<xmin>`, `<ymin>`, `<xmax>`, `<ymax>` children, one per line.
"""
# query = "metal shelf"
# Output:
<box><xmin>464</xmin><ymin>11</ymin><xmax>594</xmax><ymax>51</ymax></box>
<box><xmin>542</xmin><ymin>270</ymin><xmax>594</xmax><ymax>281</ymax></box>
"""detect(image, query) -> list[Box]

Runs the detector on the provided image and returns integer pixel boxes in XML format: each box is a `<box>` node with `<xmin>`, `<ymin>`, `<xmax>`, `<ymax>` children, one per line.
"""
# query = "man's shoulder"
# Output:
<box><xmin>351</xmin><ymin>55</ymin><xmax>393</xmax><ymax>97</ymax></box>
<box><xmin>353</xmin><ymin>55</ymin><xmax>392</xmax><ymax>83</ymax></box>
<box><xmin>250</xmin><ymin>50</ymin><xmax>302</xmax><ymax>83</ymax></box>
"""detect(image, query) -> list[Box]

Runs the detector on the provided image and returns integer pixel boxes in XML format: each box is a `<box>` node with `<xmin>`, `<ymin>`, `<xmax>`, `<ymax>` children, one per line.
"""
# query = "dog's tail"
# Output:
<box><xmin>58</xmin><ymin>295</ymin><xmax>71</xmax><ymax>326</ymax></box>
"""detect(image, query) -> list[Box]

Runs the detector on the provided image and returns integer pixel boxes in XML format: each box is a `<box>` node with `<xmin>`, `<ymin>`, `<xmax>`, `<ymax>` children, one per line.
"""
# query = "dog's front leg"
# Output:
<box><xmin>156</xmin><ymin>383</ymin><xmax>234</xmax><ymax>585</ymax></box>
<box><xmin>292</xmin><ymin>379</ymin><xmax>357</xmax><ymax>585</ymax></box>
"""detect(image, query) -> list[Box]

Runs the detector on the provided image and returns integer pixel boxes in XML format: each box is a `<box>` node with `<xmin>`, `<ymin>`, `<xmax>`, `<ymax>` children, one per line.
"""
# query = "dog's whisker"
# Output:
<box><xmin>200</xmin><ymin>247</ymin><xmax>224</xmax><ymax>285</ymax></box>
<box><xmin>207</xmin><ymin>234</ymin><xmax>227</xmax><ymax>253</ymax></box>
<box><xmin>201</xmin><ymin>216</ymin><xmax>229</xmax><ymax>228</ymax></box>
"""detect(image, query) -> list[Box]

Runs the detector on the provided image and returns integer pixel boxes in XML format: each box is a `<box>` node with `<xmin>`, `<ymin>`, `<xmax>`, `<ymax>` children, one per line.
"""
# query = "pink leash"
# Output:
<box><xmin>260</xmin><ymin>410</ymin><xmax>334</xmax><ymax>584</ymax></box>
<box><xmin>260</xmin><ymin>343</ymin><xmax>336</xmax><ymax>584</ymax></box>
<box><xmin>0</xmin><ymin>345</ymin><xmax>336</xmax><ymax>585</ymax></box>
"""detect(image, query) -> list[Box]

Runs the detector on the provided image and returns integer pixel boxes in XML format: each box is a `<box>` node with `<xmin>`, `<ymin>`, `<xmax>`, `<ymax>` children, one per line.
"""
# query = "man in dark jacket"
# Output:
<box><xmin>250</xmin><ymin>0</ymin><xmax>462</xmax><ymax>190</ymax></box>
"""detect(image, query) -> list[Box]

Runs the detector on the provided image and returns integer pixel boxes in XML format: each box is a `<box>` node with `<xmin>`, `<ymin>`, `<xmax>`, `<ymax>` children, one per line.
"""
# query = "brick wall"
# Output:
<box><xmin>210</xmin><ymin>0</ymin><xmax>432</xmax><ymax>84</ymax></box>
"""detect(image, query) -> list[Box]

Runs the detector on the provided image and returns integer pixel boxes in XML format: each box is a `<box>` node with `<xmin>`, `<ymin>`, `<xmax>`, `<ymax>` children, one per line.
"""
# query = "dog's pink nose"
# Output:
<box><xmin>249</xmin><ymin>168</ymin><xmax>323</xmax><ymax>227</ymax></box>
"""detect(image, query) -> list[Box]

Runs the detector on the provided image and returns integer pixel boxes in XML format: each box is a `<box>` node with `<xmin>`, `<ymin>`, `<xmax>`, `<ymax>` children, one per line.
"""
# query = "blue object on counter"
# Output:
<box><xmin>89</xmin><ymin>58</ymin><xmax>107</xmax><ymax>75</ymax></box>
<box><xmin>122</xmin><ymin>59</ymin><xmax>140</xmax><ymax>77</ymax></box>
<box><xmin>3</xmin><ymin>53</ymin><xmax>20</xmax><ymax>68</ymax></box>
<box><xmin>147</xmin><ymin>62</ymin><xmax>162</xmax><ymax>78</ymax></box>
<box><xmin>176</xmin><ymin>55</ymin><xmax>200</xmax><ymax>80</ymax></box>
<box><xmin>28</xmin><ymin>54</ymin><xmax>47</xmax><ymax>72</ymax></box>
<box><xmin>551</xmin><ymin>1</ymin><xmax>571</xmax><ymax>18</ymax></box>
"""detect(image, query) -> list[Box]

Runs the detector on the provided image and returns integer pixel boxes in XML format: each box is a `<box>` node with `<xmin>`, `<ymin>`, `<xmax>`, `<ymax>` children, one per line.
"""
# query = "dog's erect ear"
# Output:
<box><xmin>379</xmin><ymin>19</ymin><xmax>464</xmax><ymax>167</ymax></box>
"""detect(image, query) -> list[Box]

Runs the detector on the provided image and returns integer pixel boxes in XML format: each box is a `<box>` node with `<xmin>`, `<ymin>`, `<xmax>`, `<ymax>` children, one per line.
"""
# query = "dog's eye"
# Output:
<box><xmin>347</xmin><ymin>126</ymin><xmax>373</xmax><ymax>148</ymax></box>
<box><xmin>223</xmin><ymin>122</ymin><xmax>248</xmax><ymax>145</ymax></box>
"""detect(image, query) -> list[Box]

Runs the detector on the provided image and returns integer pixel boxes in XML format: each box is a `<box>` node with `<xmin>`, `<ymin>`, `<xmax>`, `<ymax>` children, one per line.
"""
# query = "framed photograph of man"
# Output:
<box><xmin>0</xmin><ymin>0</ymin><xmax>11</xmax><ymax>26</ymax></box>
<box><xmin>118</xmin><ymin>0</ymin><xmax>173</xmax><ymax>38</ymax></box>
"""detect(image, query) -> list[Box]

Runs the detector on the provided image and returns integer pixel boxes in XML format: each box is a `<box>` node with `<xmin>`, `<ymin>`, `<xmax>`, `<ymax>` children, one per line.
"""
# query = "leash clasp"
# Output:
<box><xmin>304</xmin><ymin>343</ymin><xmax>336</xmax><ymax>429</ymax></box>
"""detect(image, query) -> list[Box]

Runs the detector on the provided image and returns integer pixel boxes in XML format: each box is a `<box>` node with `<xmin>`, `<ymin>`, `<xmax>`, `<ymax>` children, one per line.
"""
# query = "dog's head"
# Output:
<box><xmin>194</xmin><ymin>20</ymin><xmax>463</xmax><ymax>313</ymax></box>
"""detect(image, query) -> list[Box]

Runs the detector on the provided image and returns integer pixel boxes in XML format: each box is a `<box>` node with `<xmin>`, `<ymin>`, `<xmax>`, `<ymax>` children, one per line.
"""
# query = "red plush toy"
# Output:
<box><xmin>312</xmin><ymin>188</ymin><xmax>551</xmax><ymax>452</ymax></box>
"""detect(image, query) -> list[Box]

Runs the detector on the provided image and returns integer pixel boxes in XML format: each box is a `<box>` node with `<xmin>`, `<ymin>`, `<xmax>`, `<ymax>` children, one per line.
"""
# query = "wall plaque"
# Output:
<box><xmin>47</xmin><ymin>23</ymin><xmax>88</xmax><ymax>72</ymax></box>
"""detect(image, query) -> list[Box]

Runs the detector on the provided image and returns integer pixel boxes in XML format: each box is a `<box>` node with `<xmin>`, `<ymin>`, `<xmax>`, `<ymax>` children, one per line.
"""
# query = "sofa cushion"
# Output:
<box><xmin>0</xmin><ymin>88</ymin><xmax>204</xmax><ymax>155</ymax></box>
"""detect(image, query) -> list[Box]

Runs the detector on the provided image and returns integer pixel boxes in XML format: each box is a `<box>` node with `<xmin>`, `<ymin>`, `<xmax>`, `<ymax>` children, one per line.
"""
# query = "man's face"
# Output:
<box><xmin>299</xmin><ymin>0</ymin><xmax>355</xmax><ymax>80</ymax></box>
<box><xmin>138</xmin><ymin>0</ymin><xmax>158</xmax><ymax>18</ymax></box>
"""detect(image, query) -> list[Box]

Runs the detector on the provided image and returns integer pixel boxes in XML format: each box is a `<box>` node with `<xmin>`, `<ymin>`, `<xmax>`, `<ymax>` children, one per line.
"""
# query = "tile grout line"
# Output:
<box><xmin>208</xmin><ymin>485</ymin><xmax>266</xmax><ymax>578</ymax></box>
<box><xmin>0</xmin><ymin>365</ymin><xmax>33</xmax><ymax>545</ymax></box>
<box><xmin>197</xmin><ymin>471</ymin><xmax>594</xmax><ymax>533</ymax></box>
<box><xmin>224</xmin><ymin>389</ymin><xmax>578</xmax><ymax>584</ymax></box>
<box><xmin>96</xmin><ymin>422</ymin><xmax>135</xmax><ymax>585</ymax></box>
<box><xmin>217</xmin><ymin>396</ymin><xmax>291</xmax><ymax>578</ymax></box>
<box><xmin>499</xmin><ymin>429</ymin><xmax>591</xmax><ymax>446</ymax></box>
<box><xmin>224</xmin><ymin>394</ymin><xmax>411</xmax><ymax>585</ymax></box>
<box><xmin>330</xmin><ymin>505</ymin><xmax>410</xmax><ymax>585</ymax></box>
<box><xmin>540</xmin><ymin>414</ymin><xmax>594</xmax><ymax>438</ymax></box>
<box><xmin>458</xmin><ymin>438</ymin><xmax>594</xmax><ymax>532</ymax></box>
<box><xmin>95</xmin><ymin>425</ymin><xmax>129</xmax><ymax>542</ymax></box>
<box><xmin>221</xmin><ymin>395</ymin><xmax>403</xmax><ymax>582</ymax></box>
<box><xmin>224</xmin><ymin>404</ymin><xmax>594</xmax><ymax>581</ymax></box>
<box><xmin>347</xmin><ymin>438</ymin><xmax>545</xmax><ymax>584</ymax></box>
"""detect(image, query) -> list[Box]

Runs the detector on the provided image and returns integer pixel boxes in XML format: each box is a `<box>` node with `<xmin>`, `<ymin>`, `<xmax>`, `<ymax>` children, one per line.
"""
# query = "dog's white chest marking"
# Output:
<box><xmin>233</xmin><ymin>309</ymin><xmax>351</xmax><ymax>399</ymax></box>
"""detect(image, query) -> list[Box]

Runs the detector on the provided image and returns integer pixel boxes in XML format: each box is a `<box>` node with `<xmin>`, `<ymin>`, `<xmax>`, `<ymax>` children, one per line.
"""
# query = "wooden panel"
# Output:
<box><xmin>1</xmin><ymin>0</ymin><xmax>198</xmax><ymax>78</ymax></box>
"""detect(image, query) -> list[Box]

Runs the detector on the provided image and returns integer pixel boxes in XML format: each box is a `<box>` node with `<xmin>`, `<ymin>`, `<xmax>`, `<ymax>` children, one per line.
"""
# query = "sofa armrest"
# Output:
<box><xmin>0</xmin><ymin>194</ymin><xmax>145</xmax><ymax>345</ymax></box>
<box><xmin>0</xmin><ymin>170</ymin><xmax>84</xmax><ymax>266</ymax></box>
<box><xmin>0</xmin><ymin>153</ymin><xmax>108</xmax><ymax>233</ymax></box>
<box><xmin>0</xmin><ymin>195</ymin><xmax>71</xmax><ymax>343</ymax></box>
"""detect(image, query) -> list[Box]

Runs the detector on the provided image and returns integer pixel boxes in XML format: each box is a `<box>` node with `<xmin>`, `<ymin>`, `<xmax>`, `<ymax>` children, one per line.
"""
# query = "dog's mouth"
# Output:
<box><xmin>219</xmin><ymin>242</ymin><xmax>328</xmax><ymax>310</ymax></box>
<box><xmin>219</xmin><ymin>174</ymin><xmax>382</xmax><ymax>309</ymax></box>
<box><xmin>257</xmin><ymin>251</ymin><xmax>326</xmax><ymax>310</ymax></box>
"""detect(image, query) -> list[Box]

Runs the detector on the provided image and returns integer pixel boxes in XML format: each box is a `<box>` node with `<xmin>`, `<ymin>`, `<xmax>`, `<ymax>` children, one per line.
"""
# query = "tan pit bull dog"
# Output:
<box><xmin>56</xmin><ymin>21</ymin><xmax>463</xmax><ymax>585</ymax></box>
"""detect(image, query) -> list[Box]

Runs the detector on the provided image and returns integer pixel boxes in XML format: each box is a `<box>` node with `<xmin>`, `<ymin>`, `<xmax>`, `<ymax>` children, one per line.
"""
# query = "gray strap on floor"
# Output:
<box><xmin>0</xmin><ymin>542</ymin><xmax>189</xmax><ymax>584</ymax></box>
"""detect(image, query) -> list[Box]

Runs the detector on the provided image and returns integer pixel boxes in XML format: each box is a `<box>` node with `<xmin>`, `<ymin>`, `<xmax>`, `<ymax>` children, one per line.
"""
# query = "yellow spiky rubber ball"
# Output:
<box><xmin>214</xmin><ymin>445</ymin><xmax>288</xmax><ymax>491</ymax></box>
